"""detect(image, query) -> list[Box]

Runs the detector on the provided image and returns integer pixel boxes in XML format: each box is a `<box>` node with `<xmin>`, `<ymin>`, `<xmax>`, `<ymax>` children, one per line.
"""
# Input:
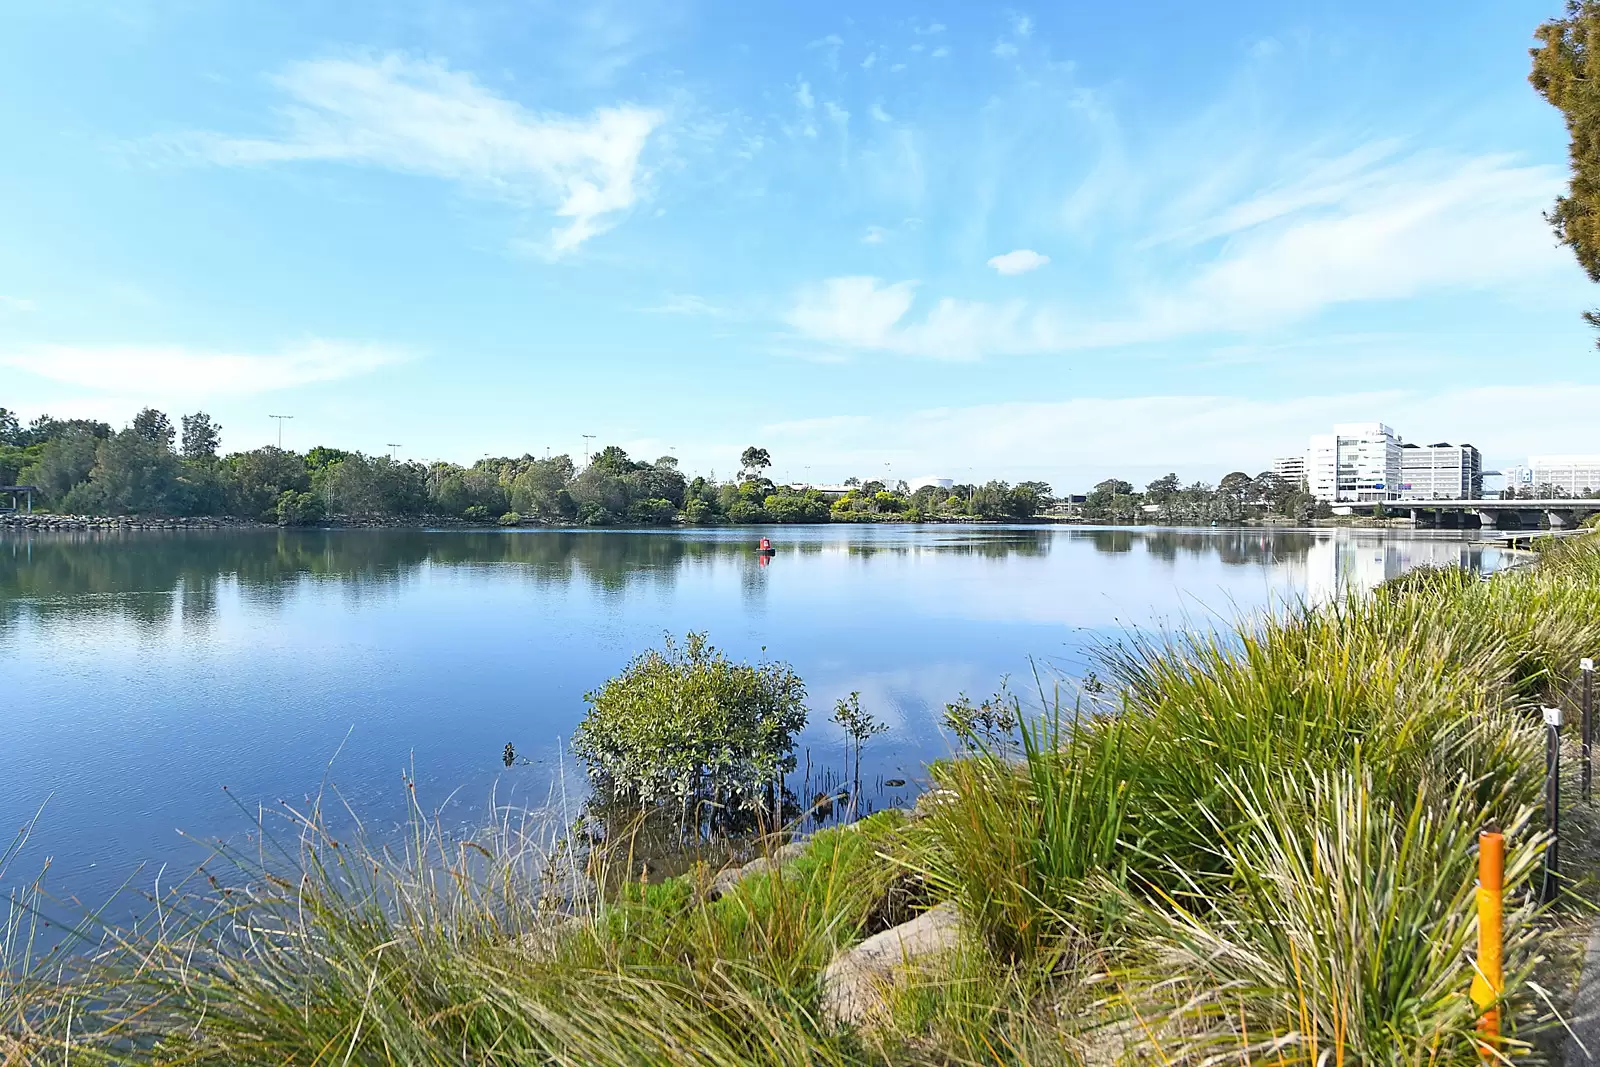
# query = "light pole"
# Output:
<box><xmin>269</xmin><ymin>414</ymin><xmax>294</xmax><ymax>449</ymax></box>
<box><xmin>581</xmin><ymin>435</ymin><xmax>596</xmax><ymax>468</ymax></box>
<box><xmin>387</xmin><ymin>443</ymin><xmax>402</xmax><ymax>460</ymax></box>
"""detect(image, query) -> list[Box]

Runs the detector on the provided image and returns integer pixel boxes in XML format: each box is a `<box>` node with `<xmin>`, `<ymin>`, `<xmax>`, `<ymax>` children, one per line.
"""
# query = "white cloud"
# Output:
<box><xmin>861</xmin><ymin>50</ymin><xmax>877</xmax><ymax>70</ymax></box>
<box><xmin>862</xmin><ymin>225</ymin><xmax>889</xmax><ymax>244</ymax></box>
<box><xmin>870</xmin><ymin>101</ymin><xmax>892</xmax><ymax>123</ymax></box>
<box><xmin>1010</xmin><ymin>13</ymin><xmax>1033</xmax><ymax>37</ymax></box>
<box><xmin>0</xmin><ymin>339</ymin><xmax>406</xmax><ymax>396</ymax></box>
<box><xmin>760</xmin><ymin>384</ymin><xmax>1600</xmax><ymax>482</ymax></box>
<box><xmin>795</xmin><ymin>79</ymin><xmax>814</xmax><ymax>111</ymax></box>
<box><xmin>825</xmin><ymin>101</ymin><xmax>850</xmax><ymax>126</ymax></box>
<box><xmin>987</xmin><ymin>248</ymin><xmax>1050</xmax><ymax>275</ymax></box>
<box><xmin>785</xmin><ymin>276</ymin><xmax>1059</xmax><ymax>360</ymax></box>
<box><xmin>890</xmin><ymin>63</ymin><xmax>907</xmax><ymax>73</ymax></box>
<box><xmin>992</xmin><ymin>41</ymin><xmax>1018</xmax><ymax>58</ymax></box>
<box><xmin>0</xmin><ymin>295</ymin><xmax>36</xmax><ymax>313</ymax></box>
<box><xmin>785</xmin><ymin>149</ymin><xmax>1579</xmax><ymax>359</ymax></box>
<box><xmin>180</xmin><ymin>54</ymin><xmax>662</xmax><ymax>255</ymax></box>
<box><xmin>931</xmin><ymin>46</ymin><xmax>950</xmax><ymax>59</ymax></box>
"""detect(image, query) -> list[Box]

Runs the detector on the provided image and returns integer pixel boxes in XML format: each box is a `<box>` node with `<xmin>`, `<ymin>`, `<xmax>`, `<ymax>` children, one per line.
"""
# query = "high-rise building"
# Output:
<box><xmin>1306</xmin><ymin>423</ymin><xmax>1401</xmax><ymax>503</ymax></box>
<box><xmin>1503</xmin><ymin>455</ymin><xmax>1600</xmax><ymax>497</ymax></box>
<box><xmin>1398</xmin><ymin>443</ymin><xmax>1482</xmax><ymax>500</ymax></box>
<box><xmin>1272</xmin><ymin>454</ymin><xmax>1307</xmax><ymax>488</ymax></box>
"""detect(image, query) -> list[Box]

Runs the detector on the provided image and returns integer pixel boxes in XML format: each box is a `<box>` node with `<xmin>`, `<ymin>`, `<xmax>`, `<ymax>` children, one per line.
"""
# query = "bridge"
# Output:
<box><xmin>1390</xmin><ymin>498</ymin><xmax>1600</xmax><ymax>530</ymax></box>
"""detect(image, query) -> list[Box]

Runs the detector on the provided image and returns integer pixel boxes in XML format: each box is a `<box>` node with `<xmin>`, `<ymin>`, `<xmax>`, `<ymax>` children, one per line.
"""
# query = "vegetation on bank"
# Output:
<box><xmin>5</xmin><ymin>535</ymin><xmax>1600</xmax><ymax>1065</ymax></box>
<box><xmin>0</xmin><ymin>409</ymin><xmax>1050</xmax><ymax>526</ymax></box>
<box><xmin>1078</xmin><ymin>471</ymin><xmax>1331</xmax><ymax>524</ymax></box>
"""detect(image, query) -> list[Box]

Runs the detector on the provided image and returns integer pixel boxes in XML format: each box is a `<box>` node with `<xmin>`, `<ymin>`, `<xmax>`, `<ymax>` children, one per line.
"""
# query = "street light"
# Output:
<box><xmin>269</xmin><ymin>414</ymin><xmax>294</xmax><ymax>449</ymax></box>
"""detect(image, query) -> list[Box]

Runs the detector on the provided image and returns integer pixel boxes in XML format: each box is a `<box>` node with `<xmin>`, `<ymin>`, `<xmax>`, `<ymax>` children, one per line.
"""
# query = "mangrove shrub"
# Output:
<box><xmin>571</xmin><ymin>632</ymin><xmax>807</xmax><ymax>816</ymax></box>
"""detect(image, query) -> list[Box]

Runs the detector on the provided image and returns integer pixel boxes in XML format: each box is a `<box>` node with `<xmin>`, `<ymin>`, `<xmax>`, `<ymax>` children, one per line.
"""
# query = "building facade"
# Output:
<box><xmin>1306</xmin><ymin>423</ymin><xmax>1402</xmax><ymax>503</ymax></box>
<box><xmin>1397</xmin><ymin>443</ymin><xmax>1482</xmax><ymax>500</ymax></box>
<box><xmin>1503</xmin><ymin>455</ymin><xmax>1600</xmax><ymax>497</ymax></box>
<box><xmin>1272</xmin><ymin>454</ymin><xmax>1307</xmax><ymax>488</ymax></box>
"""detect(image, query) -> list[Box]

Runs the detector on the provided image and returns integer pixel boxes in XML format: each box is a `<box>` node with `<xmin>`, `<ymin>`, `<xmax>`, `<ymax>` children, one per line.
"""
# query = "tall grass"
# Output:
<box><xmin>5</xmin><ymin>535</ymin><xmax>1599</xmax><ymax>1065</ymax></box>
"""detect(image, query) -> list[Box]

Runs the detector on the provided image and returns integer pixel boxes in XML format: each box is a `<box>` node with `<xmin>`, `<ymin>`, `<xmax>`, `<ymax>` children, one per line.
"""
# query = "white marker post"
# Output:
<box><xmin>1543</xmin><ymin>705</ymin><xmax>1565</xmax><ymax>904</ymax></box>
<box><xmin>1584</xmin><ymin>658</ymin><xmax>1596</xmax><ymax>804</ymax></box>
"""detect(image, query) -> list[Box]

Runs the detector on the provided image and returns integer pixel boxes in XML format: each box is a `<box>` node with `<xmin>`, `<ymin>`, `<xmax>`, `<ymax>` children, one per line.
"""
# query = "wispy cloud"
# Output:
<box><xmin>988</xmin><ymin>249</ymin><xmax>1049</xmax><ymax>275</ymax></box>
<box><xmin>761</xmin><ymin>384</ymin><xmax>1600</xmax><ymax>480</ymax></box>
<box><xmin>785</xmin><ymin>148</ymin><xmax>1575</xmax><ymax>358</ymax></box>
<box><xmin>869</xmin><ymin>101</ymin><xmax>892</xmax><ymax>123</ymax></box>
<box><xmin>0</xmin><ymin>295</ymin><xmax>36</xmax><ymax>313</ymax></box>
<box><xmin>862</xmin><ymin>225</ymin><xmax>889</xmax><ymax>244</ymax></box>
<box><xmin>0</xmin><ymin>339</ymin><xmax>407</xmax><ymax>396</ymax></box>
<box><xmin>173</xmin><ymin>54</ymin><xmax>662</xmax><ymax>255</ymax></box>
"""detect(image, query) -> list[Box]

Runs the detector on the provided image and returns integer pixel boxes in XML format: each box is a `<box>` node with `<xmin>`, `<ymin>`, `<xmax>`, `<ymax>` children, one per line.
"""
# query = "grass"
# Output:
<box><xmin>5</xmin><ymin>534</ymin><xmax>1600</xmax><ymax>1065</ymax></box>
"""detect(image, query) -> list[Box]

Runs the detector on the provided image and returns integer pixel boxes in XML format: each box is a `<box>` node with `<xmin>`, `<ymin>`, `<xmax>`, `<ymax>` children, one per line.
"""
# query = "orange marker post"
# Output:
<box><xmin>1472</xmin><ymin>829</ymin><xmax>1505</xmax><ymax>1054</ymax></box>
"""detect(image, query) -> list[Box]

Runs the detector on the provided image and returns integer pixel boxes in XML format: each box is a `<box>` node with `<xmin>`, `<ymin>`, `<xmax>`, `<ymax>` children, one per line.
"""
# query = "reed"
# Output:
<box><xmin>4</xmin><ymin>534</ymin><xmax>1597</xmax><ymax>1065</ymax></box>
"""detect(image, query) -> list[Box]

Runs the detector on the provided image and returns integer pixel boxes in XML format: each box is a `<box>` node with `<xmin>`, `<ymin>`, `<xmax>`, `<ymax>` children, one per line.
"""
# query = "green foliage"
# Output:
<box><xmin>571</xmin><ymin>633</ymin><xmax>808</xmax><ymax>817</ymax></box>
<box><xmin>179</xmin><ymin>412</ymin><xmax>221</xmax><ymax>460</ymax></box>
<box><xmin>1533</xmin><ymin>2</ymin><xmax>1600</xmax><ymax>342</ymax></box>
<box><xmin>498</xmin><ymin>510</ymin><xmax>522</xmax><ymax>526</ymax></box>
<box><xmin>274</xmin><ymin>489</ymin><xmax>325</xmax><ymax>526</ymax></box>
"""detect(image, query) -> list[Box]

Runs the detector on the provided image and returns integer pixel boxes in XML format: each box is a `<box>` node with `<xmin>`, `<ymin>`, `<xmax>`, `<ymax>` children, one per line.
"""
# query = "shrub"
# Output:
<box><xmin>570</xmin><ymin>633</ymin><xmax>808</xmax><ymax>821</ymax></box>
<box><xmin>274</xmin><ymin>489</ymin><xmax>325</xmax><ymax>526</ymax></box>
<box><xmin>462</xmin><ymin>504</ymin><xmax>490</xmax><ymax>522</ymax></box>
<box><xmin>498</xmin><ymin>510</ymin><xmax>522</xmax><ymax>526</ymax></box>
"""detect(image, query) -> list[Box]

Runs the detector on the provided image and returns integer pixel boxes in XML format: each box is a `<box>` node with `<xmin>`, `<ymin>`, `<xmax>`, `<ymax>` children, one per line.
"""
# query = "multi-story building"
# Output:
<box><xmin>1397</xmin><ymin>442</ymin><xmax>1482</xmax><ymax>500</ymax></box>
<box><xmin>1305</xmin><ymin>423</ymin><xmax>1402</xmax><ymax>503</ymax></box>
<box><xmin>1503</xmin><ymin>455</ymin><xmax>1600</xmax><ymax>497</ymax></box>
<box><xmin>1271</xmin><ymin>454</ymin><xmax>1307</xmax><ymax>488</ymax></box>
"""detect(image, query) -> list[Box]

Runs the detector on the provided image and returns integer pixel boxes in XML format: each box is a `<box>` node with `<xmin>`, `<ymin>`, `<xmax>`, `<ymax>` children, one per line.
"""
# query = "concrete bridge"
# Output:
<box><xmin>1400</xmin><ymin>498</ymin><xmax>1600</xmax><ymax>530</ymax></box>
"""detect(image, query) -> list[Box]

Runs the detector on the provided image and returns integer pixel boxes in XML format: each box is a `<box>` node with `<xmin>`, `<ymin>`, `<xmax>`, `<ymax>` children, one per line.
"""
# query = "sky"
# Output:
<box><xmin>0</xmin><ymin>0</ymin><xmax>1595</xmax><ymax>491</ymax></box>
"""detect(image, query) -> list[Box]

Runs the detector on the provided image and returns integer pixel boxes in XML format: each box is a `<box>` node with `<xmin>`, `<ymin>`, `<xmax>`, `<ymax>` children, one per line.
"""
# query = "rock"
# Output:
<box><xmin>773</xmin><ymin>841</ymin><xmax>808</xmax><ymax>863</ymax></box>
<box><xmin>911</xmin><ymin>788</ymin><xmax>959</xmax><ymax>820</ymax></box>
<box><xmin>820</xmin><ymin>902</ymin><xmax>965</xmax><ymax>1028</ymax></box>
<box><xmin>709</xmin><ymin>866</ymin><xmax>745</xmax><ymax>901</ymax></box>
<box><xmin>516</xmin><ymin>913</ymin><xmax>583</xmax><ymax>958</ymax></box>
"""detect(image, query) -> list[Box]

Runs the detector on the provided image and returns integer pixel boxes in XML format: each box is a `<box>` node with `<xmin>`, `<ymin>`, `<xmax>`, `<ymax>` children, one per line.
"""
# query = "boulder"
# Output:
<box><xmin>820</xmin><ymin>902</ymin><xmax>965</xmax><ymax>1028</ymax></box>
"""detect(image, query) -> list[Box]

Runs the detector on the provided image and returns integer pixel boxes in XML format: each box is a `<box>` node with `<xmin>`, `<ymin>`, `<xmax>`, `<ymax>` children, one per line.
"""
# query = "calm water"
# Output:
<box><xmin>1</xmin><ymin>524</ymin><xmax>1507</xmax><ymax>905</ymax></box>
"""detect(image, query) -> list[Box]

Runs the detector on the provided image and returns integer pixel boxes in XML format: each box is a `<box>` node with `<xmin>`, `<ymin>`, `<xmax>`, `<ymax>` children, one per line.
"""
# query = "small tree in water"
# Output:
<box><xmin>571</xmin><ymin>633</ymin><xmax>807</xmax><ymax>828</ymax></box>
<box><xmin>831</xmin><ymin>691</ymin><xmax>888</xmax><ymax>807</ymax></box>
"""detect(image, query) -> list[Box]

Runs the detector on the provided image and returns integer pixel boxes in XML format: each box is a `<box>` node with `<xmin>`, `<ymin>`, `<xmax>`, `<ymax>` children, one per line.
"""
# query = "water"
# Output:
<box><xmin>0</xmin><ymin>524</ymin><xmax>1507</xmax><ymax>905</ymax></box>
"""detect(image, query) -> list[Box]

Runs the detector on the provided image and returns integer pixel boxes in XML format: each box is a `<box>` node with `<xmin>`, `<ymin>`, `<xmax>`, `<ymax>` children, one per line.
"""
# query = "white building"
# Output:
<box><xmin>1272</xmin><ymin>455</ymin><xmax>1307</xmax><ymax>488</ymax></box>
<box><xmin>1398</xmin><ymin>442</ymin><xmax>1482</xmax><ymax>500</ymax></box>
<box><xmin>907</xmin><ymin>477</ymin><xmax>955</xmax><ymax>493</ymax></box>
<box><xmin>1503</xmin><ymin>455</ymin><xmax>1600</xmax><ymax>497</ymax></box>
<box><xmin>1305</xmin><ymin>423</ymin><xmax>1402</xmax><ymax>503</ymax></box>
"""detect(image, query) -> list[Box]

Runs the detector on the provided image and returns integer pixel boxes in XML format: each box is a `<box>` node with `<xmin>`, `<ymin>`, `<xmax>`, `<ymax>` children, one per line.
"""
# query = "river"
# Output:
<box><xmin>0</xmin><ymin>524</ymin><xmax>1508</xmax><ymax>906</ymax></box>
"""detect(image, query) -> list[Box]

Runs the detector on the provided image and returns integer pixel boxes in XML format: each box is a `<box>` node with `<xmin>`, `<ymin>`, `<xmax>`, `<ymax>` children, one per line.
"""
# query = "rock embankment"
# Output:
<box><xmin>0</xmin><ymin>514</ymin><xmax>263</xmax><ymax>531</ymax></box>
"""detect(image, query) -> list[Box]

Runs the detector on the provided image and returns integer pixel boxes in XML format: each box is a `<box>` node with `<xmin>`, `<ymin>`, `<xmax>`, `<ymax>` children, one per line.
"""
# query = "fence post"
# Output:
<box><xmin>1584</xmin><ymin>657</ymin><xmax>1595</xmax><ymax>804</ymax></box>
<box><xmin>1542</xmin><ymin>706</ymin><xmax>1564</xmax><ymax>905</ymax></box>
<box><xmin>1473</xmin><ymin>829</ymin><xmax>1505</xmax><ymax>1053</ymax></box>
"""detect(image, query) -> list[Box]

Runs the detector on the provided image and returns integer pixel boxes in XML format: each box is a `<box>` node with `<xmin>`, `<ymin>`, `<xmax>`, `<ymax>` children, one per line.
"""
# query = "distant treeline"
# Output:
<box><xmin>0</xmin><ymin>408</ymin><xmax>1051</xmax><ymax>526</ymax></box>
<box><xmin>1078</xmin><ymin>473</ymin><xmax>1329</xmax><ymax>525</ymax></box>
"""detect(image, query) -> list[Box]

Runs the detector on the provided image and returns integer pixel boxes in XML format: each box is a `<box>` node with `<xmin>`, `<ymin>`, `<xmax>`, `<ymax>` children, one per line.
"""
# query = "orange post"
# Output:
<box><xmin>1472</xmin><ymin>830</ymin><xmax>1505</xmax><ymax>1053</ymax></box>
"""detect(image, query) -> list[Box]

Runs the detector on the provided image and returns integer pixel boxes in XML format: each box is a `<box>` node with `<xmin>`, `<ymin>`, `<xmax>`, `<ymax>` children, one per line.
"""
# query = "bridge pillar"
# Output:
<box><xmin>1548</xmin><ymin>510</ymin><xmax>1577</xmax><ymax>529</ymax></box>
<box><xmin>1477</xmin><ymin>510</ymin><xmax>1498</xmax><ymax>528</ymax></box>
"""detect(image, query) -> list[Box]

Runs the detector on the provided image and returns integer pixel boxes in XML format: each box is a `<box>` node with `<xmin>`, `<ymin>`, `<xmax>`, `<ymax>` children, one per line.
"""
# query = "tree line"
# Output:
<box><xmin>1078</xmin><ymin>470</ymin><xmax>1328</xmax><ymax>525</ymax></box>
<box><xmin>0</xmin><ymin>409</ymin><xmax>1051</xmax><ymax>526</ymax></box>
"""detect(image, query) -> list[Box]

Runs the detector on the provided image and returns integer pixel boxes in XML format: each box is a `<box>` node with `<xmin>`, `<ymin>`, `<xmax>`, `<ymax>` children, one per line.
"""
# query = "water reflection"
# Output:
<box><xmin>0</xmin><ymin>525</ymin><xmax>1504</xmax><ymax>631</ymax></box>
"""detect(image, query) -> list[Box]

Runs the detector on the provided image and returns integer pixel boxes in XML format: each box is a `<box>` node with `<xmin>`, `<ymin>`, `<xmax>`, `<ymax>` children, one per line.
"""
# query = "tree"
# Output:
<box><xmin>1532</xmin><ymin>2</ymin><xmax>1600</xmax><ymax>344</ymax></box>
<box><xmin>1145</xmin><ymin>473</ymin><xmax>1181</xmax><ymax>503</ymax></box>
<box><xmin>130</xmin><ymin>408</ymin><xmax>175</xmax><ymax>448</ymax></box>
<box><xmin>740</xmin><ymin>446</ymin><xmax>772</xmax><ymax>477</ymax></box>
<box><xmin>180</xmin><ymin>413</ymin><xmax>222</xmax><ymax>460</ymax></box>
<box><xmin>0</xmin><ymin>408</ymin><xmax>19</xmax><ymax>446</ymax></box>
<box><xmin>19</xmin><ymin>430</ymin><xmax>102</xmax><ymax>505</ymax></box>
<box><xmin>570</xmin><ymin>633</ymin><xmax>808</xmax><ymax>825</ymax></box>
<box><xmin>229</xmin><ymin>447</ymin><xmax>309</xmax><ymax>518</ymax></box>
<box><xmin>63</xmin><ymin>429</ymin><xmax>180</xmax><ymax>514</ymax></box>
<box><xmin>830</xmin><ymin>691</ymin><xmax>887</xmax><ymax>807</ymax></box>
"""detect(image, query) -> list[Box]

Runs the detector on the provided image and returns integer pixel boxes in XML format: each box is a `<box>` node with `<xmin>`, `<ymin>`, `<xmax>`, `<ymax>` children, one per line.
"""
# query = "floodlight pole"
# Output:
<box><xmin>269</xmin><ymin>414</ymin><xmax>294</xmax><ymax>449</ymax></box>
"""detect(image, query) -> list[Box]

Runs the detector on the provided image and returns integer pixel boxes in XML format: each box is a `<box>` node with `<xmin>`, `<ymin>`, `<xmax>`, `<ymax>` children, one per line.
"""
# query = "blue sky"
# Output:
<box><xmin>0</xmin><ymin>0</ymin><xmax>1594</xmax><ymax>490</ymax></box>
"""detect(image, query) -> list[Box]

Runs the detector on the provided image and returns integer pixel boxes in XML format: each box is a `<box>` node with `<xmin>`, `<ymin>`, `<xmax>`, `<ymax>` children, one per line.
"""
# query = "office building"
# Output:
<box><xmin>1398</xmin><ymin>443</ymin><xmax>1482</xmax><ymax>500</ymax></box>
<box><xmin>1272</xmin><ymin>454</ymin><xmax>1307</xmax><ymax>488</ymax></box>
<box><xmin>1306</xmin><ymin>423</ymin><xmax>1401</xmax><ymax>503</ymax></box>
<box><xmin>1503</xmin><ymin>455</ymin><xmax>1600</xmax><ymax>497</ymax></box>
